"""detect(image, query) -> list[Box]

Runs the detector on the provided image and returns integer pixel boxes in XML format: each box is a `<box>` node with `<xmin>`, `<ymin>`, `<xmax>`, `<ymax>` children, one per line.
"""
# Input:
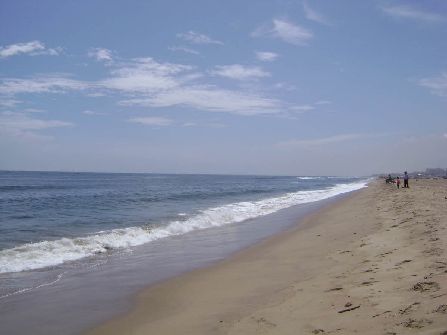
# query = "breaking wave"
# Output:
<box><xmin>0</xmin><ymin>181</ymin><xmax>367</xmax><ymax>273</ymax></box>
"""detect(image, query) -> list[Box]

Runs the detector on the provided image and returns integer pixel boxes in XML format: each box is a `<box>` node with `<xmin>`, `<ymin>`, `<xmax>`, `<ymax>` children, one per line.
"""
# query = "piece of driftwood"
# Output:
<box><xmin>338</xmin><ymin>305</ymin><xmax>360</xmax><ymax>313</ymax></box>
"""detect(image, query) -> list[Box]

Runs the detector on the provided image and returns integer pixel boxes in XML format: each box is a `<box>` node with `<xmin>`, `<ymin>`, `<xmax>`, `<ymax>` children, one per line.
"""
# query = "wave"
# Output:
<box><xmin>0</xmin><ymin>181</ymin><xmax>367</xmax><ymax>273</ymax></box>
<box><xmin>296</xmin><ymin>176</ymin><xmax>323</xmax><ymax>180</ymax></box>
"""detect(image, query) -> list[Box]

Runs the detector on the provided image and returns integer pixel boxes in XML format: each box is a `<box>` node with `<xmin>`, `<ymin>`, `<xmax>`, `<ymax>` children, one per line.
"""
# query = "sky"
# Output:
<box><xmin>0</xmin><ymin>0</ymin><xmax>446</xmax><ymax>176</ymax></box>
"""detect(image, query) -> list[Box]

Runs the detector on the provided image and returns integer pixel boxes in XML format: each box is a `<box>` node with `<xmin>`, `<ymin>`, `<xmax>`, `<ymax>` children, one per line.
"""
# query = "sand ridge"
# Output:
<box><xmin>86</xmin><ymin>179</ymin><xmax>447</xmax><ymax>335</ymax></box>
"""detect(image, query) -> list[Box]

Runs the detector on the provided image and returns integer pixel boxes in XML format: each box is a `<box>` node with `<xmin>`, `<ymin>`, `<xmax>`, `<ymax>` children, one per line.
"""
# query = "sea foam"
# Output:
<box><xmin>0</xmin><ymin>181</ymin><xmax>367</xmax><ymax>273</ymax></box>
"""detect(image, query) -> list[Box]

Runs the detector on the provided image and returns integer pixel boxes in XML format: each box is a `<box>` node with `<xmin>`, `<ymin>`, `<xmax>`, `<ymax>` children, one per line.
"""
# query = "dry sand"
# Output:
<box><xmin>87</xmin><ymin>179</ymin><xmax>447</xmax><ymax>335</ymax></box>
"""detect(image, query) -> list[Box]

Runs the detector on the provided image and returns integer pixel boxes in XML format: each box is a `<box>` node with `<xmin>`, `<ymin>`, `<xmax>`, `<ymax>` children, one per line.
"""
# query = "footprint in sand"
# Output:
<box><xmin>399</xmin><ymin>302</ymin><xmax>420</xmax><ymax>315</ymax></box>
<box><xmin>361</xmin><ymin>280</ymin><xmax>378</xmax><ymax>286</ymax></box>
<box><xmin>412</xmin><ymin>281</ymin><xmax>440</xmax><ymax>293</ymax></box>
<box><xmin>431</xmin><ymin>261</ymin><xmax>447</xmax><ymax>270</ymax></box>
<box><xmin>253</xmin><ymin>316</ymin><xmax>276</xmax><ymax>329</ymax></box>
<box><xmin>424</xmin><ymin>248</ymin><xmax>443</xmax><ymax>256</ymax></box>
<box><xmin>400</xmin><ymin>318</ymin><xmax>433</xmax><ymax>329</ymax></box>
<box><xmin>395</xmin><ymin>259</ymin><xmax>412</xmax><ymax>266</ymax></box>
<box><xmin>434</xmin><ymin>304</ymin><xmax>447</xmax><ymax>314</ymax></box>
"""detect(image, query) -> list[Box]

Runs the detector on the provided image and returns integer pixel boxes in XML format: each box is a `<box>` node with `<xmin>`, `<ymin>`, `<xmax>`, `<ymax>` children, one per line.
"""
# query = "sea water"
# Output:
<box><xmin>0</xmin><ymin>171</ymin><xmax>368</xmax><ymax>334</ymax></box>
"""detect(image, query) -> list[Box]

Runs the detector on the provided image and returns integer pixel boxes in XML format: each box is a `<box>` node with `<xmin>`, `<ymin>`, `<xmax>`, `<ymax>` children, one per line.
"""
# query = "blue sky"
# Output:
<box><xmin>0</xmin><ymin>0</ymin><xmax>446</xmax><ymax>176</ymax></box>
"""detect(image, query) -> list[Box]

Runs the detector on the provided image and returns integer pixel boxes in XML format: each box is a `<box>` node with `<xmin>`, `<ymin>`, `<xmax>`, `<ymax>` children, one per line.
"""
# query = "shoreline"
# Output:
<box><xmin>0</xmin><ymin>178</ymin><xmax>365</xmax><ymax>335</ymax></box>
<box><xmin>86</xmin><ymin>179</ymin><xmax>447</xmax><ymax>335</ymax></box>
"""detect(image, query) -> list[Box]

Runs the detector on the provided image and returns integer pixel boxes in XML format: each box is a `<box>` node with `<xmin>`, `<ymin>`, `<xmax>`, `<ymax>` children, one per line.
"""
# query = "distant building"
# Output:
<box><xmin>425</xmin><ymin>168</ymin><xmax>447</xmax><ymax>177</ymax></box>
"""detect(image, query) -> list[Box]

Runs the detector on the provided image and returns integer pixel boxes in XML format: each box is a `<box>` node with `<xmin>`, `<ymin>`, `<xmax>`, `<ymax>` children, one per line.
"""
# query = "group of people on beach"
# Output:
<box><xmin>386</xmin><ymin>171</ymin><xmax>409</xmax><ymax>189</ymax></box>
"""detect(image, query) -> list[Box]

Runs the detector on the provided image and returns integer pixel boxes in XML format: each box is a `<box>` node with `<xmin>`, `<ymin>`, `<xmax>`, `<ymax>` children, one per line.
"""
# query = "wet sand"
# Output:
<box><xmin>87</xmin><ymin>179</ymin><xmax>447</xmax><ymax>335</ymax></box>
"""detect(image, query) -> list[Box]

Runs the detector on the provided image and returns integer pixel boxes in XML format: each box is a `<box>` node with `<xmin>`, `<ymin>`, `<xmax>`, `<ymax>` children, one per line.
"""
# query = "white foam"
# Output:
<box><xmin>297</xmin><ymin>176</ymin><xmax>322</xmax><ymax>180</ymax></box>
<box><xmin>0</xmin><ymin>271</ymin><xmax>66</xmax><ymax>300</ymax></box>
<box><xmin>0</xmin><ymin>181</ymin><xmax>368</xmax><ymax>273</ymax></box>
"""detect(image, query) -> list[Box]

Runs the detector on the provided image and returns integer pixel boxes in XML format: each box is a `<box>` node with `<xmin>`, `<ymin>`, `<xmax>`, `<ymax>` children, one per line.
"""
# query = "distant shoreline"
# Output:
<box><xmin>0</xmin><ymin>169</ymin><xmax>370</xmax><ymax>178</ymax></box>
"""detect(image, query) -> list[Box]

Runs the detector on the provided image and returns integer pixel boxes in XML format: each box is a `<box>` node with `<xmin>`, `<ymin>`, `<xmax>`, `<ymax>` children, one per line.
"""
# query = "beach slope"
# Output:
<box><xmin>87</xmin><ymin>179</ymin><xmax>447</xmax><ymax>335</ymax></box>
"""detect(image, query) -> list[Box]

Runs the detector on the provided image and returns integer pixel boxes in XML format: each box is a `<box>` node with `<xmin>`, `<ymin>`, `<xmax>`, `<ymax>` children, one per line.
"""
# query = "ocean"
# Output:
<box><xmin>0</xmin><ymin>171</ymin><xmax>368</xmax><ymax>334</ymax></box>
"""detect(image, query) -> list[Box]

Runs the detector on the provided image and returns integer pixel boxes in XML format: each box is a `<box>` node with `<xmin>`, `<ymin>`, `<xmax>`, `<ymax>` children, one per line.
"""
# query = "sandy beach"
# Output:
<box><xmin>86</xmin><ymin>179</ymin><xmax>447</xmax><ymax>335</ymax></box>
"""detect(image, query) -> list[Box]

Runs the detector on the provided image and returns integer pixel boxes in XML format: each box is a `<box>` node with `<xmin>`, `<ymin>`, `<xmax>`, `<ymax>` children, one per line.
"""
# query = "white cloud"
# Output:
<box><xmin>211</xmin><ymin>64</ymin><xmax>270</xmax><ymax>80</ymax></box>
<box><xmin>278</xmin><ymin>134</ymin><xmax>364</xmax><ymax>148</ymax></box>
<box><xmin>31</xmin><ymin>47</ymin><xmax>62</xmax><ymax>56</ymax></box>
<box><xmin>273</xmin><ymin>82</ymin><xmax>297</xmax><ymax>91</ymax></box>
<box><xmin>88</xmin><ymin>48</ymin><xmax>113</xmax><ymax>62</ymax></box>
<box><xmin>0</xmin><ymin>41</ymin><xmax>44</xmax><ymax>58</ymax></box>
<box><xmin>0</xmin><ymin>56</ymin><xmax>289</xmax><ymax>117</ymax></box>
<box><xmin>177</xmin><ymin>31</ymin><xmax>223</xmax><ymax>45</ymax></box>
<box><xmin>182</xmin><ymin>122</ymin><xmax>197</xmax><ymax>127</ymax></box>
<box><xmin>255</xmin><ymin>51</ymin><xmax>279</xmax><ymax>62</ymax></box>
<box><xmin>128</xmin><ymin>116</ymin><xmax>173</xmax><ymax>126</ymax></box>
<box><xmin>86</xmin><ymin>92</ymin><xmax>106</xmax><ymax>97</ymax></box>
<box><xmin>289</xmin><ymin>105</ymin><xmax>315</xmax><ymax>112</ymax></box>
<box><xmin>23</xmin><ymin>108</ymin><xmax>45</xmax><ymax>113</ymax></box>
<box><xmin>252</xmin><ymin>19</ymin><xmax>313</xmax><ymax>45</ymax></box>
<box><xmin>82</xmin><ymin>110</ymin><xmax>106</xmax><ymax>116</ymax></box>
<box><xmin>0</xmin><ymin>41</ymin><xmax>61</xmax><ymax>58</ymax></box>
<box><xmin>169</xmin><ymin>45</ymin><xmax>200</xmax><ymax>55</ymax></box>
<box><xmin>0</xmin><ymin>112</ymin><xmax>71</xmax><ymax>130</ymax></box>
<box><xmin>0</xmin><ymin>111</ymin><xmax>72</xmax><ymax>140</ymax></box>
<box><xmin>0</xmin><ymin>98</ymin><xmax>21</xmax><ymax>108</ymax></box>
<box><xmin>303</xmin><ymin>2</ymin><xmax>329</xmax><ymax>25</ymax></box>
<box><xmin>315</xmin><ymin>100</ymin><xmax>332</xmax><ymax>105</ymax></box>
<box><xmin>44</xmin><ymin>47</ymin><xmax>62</xmax><ymax>56</ymax></box>
<box><xmin>121</xmin><ymin>86</ymin><xmax>281</xmax><ymax>116</ymax></box>
<box><xmin>381</xmin><ymin>5</ymin><xmax>445</xmax><ymax>23</ymax></box>
<box><xmin>419</xmin><ymin>72</ymin><xmax>447</xmax><ymax>96</ymax></box>
<box><xmin>0</xmin><ymin>75</ymin><xmax>88</xmax><ymax>95</ymax></box>
<box><xmin>100</xmin><ymin>57</ymin><xmax>196</xmax><ymax>93</ymax></box>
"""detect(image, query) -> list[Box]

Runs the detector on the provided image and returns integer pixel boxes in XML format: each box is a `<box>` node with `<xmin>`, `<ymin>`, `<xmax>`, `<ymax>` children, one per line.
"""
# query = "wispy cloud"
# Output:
<box><xmin>211</xmin><ymin>64</ymin><xmax>270</xmax><ymax>81</ymax></box>
<box><xmin>181</xmin><ymin>121</ymin><xmax>226</xmax><ymax>128</ymax></box>
<box><xmin>0</xmin><ymin>111</ymin><xmax>72</xmax><ymax>140</ymax></box>
<box><xmin>169</xmin><ymin>45</ymin><xmax>200</xmax><ymax>55</ymax></box>
<box><xmin>0</xmin><ymin>98</ymin><xmax>21</xmax><ymax>108</ymax></box>
<box><xmin>315</xmin><ymin>100</ymin><xmax>332</xmax><ymax>105</ymax></box>
<box><xmin>278</xmin><ymin>133</ymin><xmax>364</xmax><ymax>148</ymax></box>
<box><xmin>0</xmin><ymin>75</ymin><xmax>88</xmax><ymax>95</ymax></box>
<box><xmin>0</xmin><ymin>41</ymin><xmax>61</xmax><ymax>58</ymax></box>
<box><xmin>255</xmin><ymin>51</ymin><xmax>279</xmax><ymax>62</ymax></box>
<box><xmin>121</xmin><ymin>86</ymin><xmax>281</xmax><ymax>116</ymax></box>
<box><xmin>86</xmin><ymin>92</ymin><xmax>106</xmax><ymax>97</ymax></box>
<box><xmin>182</xmin><ymin>122</ymin><xmax>197</xmax><ymax>127</ymax></box>
<box><xmin>252</xmin><ymin>19</ymin><xmax>313</xmax><ymax>45</ymax></box>
<box><xmin>0</xmin><ymin>41</ymin><xmax>45</xmax><ymax>58</ymax></box>
<box><xmin>0</xmin><ymin>56</ymin><xmax>289</xmax><ymax>117</ymax></box>
<box><xmin>128</xmin><ymin>116</ymin><xmax>173</xmax><ymax>126</ymax></box>
<box><xmin>303</xmin><ymin>2</ymin><xmax>329</xmax><ymax>25</ymax></box>
<box><xmin>88</xmin><ymin>48</ymin><xmax>113</xmax><ymax>63</ymax></box>
<box><xmin>419</xmin><ymin>72</ymin><xmax>447</xmax><ymax>96</ymax></box>
<box><xmin>273</xmin><ymin>82</ymin><xmax>297</xmax><ymax>91</ymax></box>
<box><xmin>34</xmin><ymin>47</ymin><xmax>62</xmax><ymax>56</ymax></box>
<box><xmin>289</xmin><ymin>105</ymin><xmax>315</xmax><ymax>113</ymax></box>
<box><xmin>103</xmin><ymin>58</ymin><xmax>282</xmax><ymax>115</ymax></box>
<box><xmin>381</xmin><ymin>5</ymin><xmax>445</xmax><ymax>23</ymax></box>
<box><xmin>177</xmin><ymin>31</ymin><xmax>223</xmax><ymax>45</ymax></box>
<box><xmin>22</xmin><ymin>108</ymin><xmax>45</xmax><ymax>113</ymax></box>
<box><xmin>100</xmin><ymin>57</ymin><xmax>196</xmax><ymax>93</ymax></box>
<box><xmin>82</xmin><ymin>110</ymin><xmax>107</xmax><ymax>116</ymax></box>
<box><xmin>0</xmin><ymin>112</ymin><xmax>72</xmax><ymax>130</ymax></box>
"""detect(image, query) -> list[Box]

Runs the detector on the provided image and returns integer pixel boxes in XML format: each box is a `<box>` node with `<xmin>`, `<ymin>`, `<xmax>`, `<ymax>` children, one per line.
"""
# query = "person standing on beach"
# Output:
<box><xmin>396</xmin><ymin>176</ymin><xmax>400</xmax><ymax>189</ymax></box>
<box><xmin>403</xmin><ymin>171</ymin><xmax>409</xmax><ymax>188</ymax></box>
